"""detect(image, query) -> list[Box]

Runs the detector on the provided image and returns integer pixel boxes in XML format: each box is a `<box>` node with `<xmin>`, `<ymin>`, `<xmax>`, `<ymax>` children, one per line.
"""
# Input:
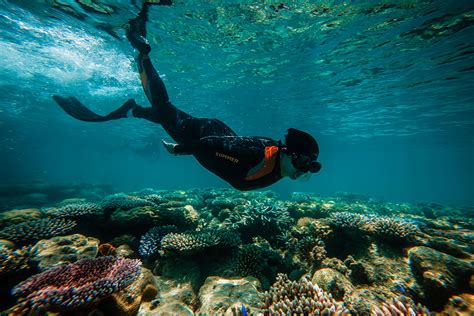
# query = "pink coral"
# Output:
<box><xmin>12</xmin><ymin>256</ymin><xmax>141</xmax><ymax>313</ymax></box>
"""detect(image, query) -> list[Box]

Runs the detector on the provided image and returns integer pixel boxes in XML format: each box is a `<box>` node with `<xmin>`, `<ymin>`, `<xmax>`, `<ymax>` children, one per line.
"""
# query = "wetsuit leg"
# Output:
<box><xmin>127</xmin><ymin>4</ymin><xmax>237</xmax><ymax>143</ymax></box>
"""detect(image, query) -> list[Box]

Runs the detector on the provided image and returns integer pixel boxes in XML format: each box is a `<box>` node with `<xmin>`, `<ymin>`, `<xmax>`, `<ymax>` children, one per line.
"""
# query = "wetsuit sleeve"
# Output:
<box><xmin>173</xmin><ymin>143</ymin><xmax>199</xmax><ymax>155</ymax></box>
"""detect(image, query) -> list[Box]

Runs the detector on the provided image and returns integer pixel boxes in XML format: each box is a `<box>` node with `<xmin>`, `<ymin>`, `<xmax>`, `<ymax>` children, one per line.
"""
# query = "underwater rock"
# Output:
<box><xmin>110</xmin><ymin>206</ymin><xmax>159</xmax><ymax>230</ymax></box>
<box><xmin>0</xmin><ymin>244</ymin><xmax>31</xmax><ymax>277</ymax></box>
<box><xmin>311</xmin><ymin>268</ymin><xmax>354</xmax><ymax>300</ymax></box>
<box><xmin>262</xmin><ymin>273</ymin><xmax>349</xmax><ymax>315</ymax></box>
<box><xmin>138</xmin><ymin>275</ymin><xmax>196</xmax><ymax>315</ymax></box>
<box><xmin>0</xmin><ymin>208</ymin><xmax>42</xmax><ymax>227</ymax></box>
<box><xmin>408</xmin><ymin>246</ymin><xmax>474</xmax><ymax>309</ymax></box>
<box><xmin>321</xmin><ymin>257</ymin><xmax>349</xmax><ymax>275</ymax></box>
<box><xmin>32</xmin><ymin>233</ymin><xmax>99</xmax><ymax>271</ymax></box>
<box><xmin>98</xmin><ymin>267</ymin><xmax>157</xmax><ymax>316</ymax></box>
<box><xmin>110</xmin><ymin>234</ymin><xmax>138</xmax><ymax>248</ymax></box>
<box><xmin>116</xmin><ymin>244</ymin><xmax>135</xmax><ymax>258</ymax></box>
<box><xmin>11</xmin><ymin>256</ymin><xmax>141</xmax><ymax>314</ymax></box>
<box><xmin>196</xmin><ymin>276</ymin><xmax>263</xmax><ymax>315</ymax></box>
<box><xmin>440</xmin><ymin>293</ymin><xmax>474</xmax><ymax>316</ymax></box>
<box><xmin>0</xmin><ymin>218</ymin><xmax>77</xmax><ymax>245</ymax></box>
<box><xmin>344</xmin><ymin>256</ymin><xmax>376</xmax><ymax>285</ymax></box>
<box><xmin>161</xmin><ymin>229</ymin><xmax>241</xmax><ymax>255</ymax></box>
<box><xmin>159</xmin><ymin>256</ymin><xmax>202</xmax><ymax>290</ymax></box>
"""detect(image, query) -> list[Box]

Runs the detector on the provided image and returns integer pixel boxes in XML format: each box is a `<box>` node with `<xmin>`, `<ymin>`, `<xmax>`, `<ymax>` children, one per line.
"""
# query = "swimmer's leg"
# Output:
<box><xmin>53</xmin><ymin>96</ymin><xmax>138</xmax><ymax>122</ymax></box>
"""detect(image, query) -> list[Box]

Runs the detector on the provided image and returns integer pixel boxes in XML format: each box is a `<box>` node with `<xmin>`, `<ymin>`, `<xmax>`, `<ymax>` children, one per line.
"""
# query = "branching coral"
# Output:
<box><xmin>262</xmin><ymin>273</ymin><xmax>349</xmax><ymax>315</ymax></box>
<box><xmin>138</xmin><ymin>225</ymin><xmax>178</xmax><ymax>257</ymax></box>
<box><xmin>11</xmin><ymin>256</ymin><xmax>141</xmax><ymax>314</ymax></box>
<box><xmin>47</xmin><ymin>202</ymin><xmax>104</xmax><ymax>218</ymax></box>
<box><xmin>329</xmin><ymin>212</ymin><xmax>368</xmax><ymax>230</ymax></box>
<box><xmin>0</xmin><ymin>218</ymin><xmax>77</xmax><ymax>244</ymax></box>
<box><xmin>101</xmin><ymin>194</ymin><xmax>157</xmax><ymax>212</ymax></box>
<box><xmin>366</xmin><ymin>217</ymin><xmax>420</xmax><ymax>240</ymax></box>
<box><xmin>329</xmin><ymin>212</ymin><xmax>420</xmax><ymax>241</ymax></box>
<box><xmin>372</xmin><ymin>296</ymin><xmax>431</xmax><ymax>316</ymax></box>
<box><xmin>224</xmin><ymin>198</ymin><xmax>293</xmax><ymax>240</ymax></box>
<box><xmin>161</xmin><ymin>230</ymin><xmax>241</xmax><ymax>254</ymax></box>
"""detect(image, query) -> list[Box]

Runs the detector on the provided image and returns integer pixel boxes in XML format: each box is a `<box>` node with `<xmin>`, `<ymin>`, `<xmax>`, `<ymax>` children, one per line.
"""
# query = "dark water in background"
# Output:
<box><xmin>0</xmin><ymin>0</ymin><xmax>473</xmax><ymax>206</ymax></box>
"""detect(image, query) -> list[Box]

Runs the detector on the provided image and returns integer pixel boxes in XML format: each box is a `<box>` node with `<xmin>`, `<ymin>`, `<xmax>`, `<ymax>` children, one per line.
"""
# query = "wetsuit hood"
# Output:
<box><xmin>284</xmin><ymin>128</ymin><xmax>321</xmax><ymax>173</ymax></box>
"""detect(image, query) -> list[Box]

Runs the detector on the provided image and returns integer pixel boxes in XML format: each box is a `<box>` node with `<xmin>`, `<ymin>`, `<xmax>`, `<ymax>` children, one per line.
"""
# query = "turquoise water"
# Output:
<box><xmin>0</xmin><ymin>0</ymin><xmax>473</xmax><ymax>204</ymax></box>
<box><xmin>0</xmin><ymin>1</ymin><xmax>474</xmax><ymax>315</ymax></box>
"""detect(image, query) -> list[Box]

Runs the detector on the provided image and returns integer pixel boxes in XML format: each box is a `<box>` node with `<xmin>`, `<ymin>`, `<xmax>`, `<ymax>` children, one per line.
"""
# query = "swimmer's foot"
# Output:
<box><xmin>143</xmin><ymin>0</ymin><xmax>172</xmax><ymax>5</ymax></box>
<box><xmin>53</xmin><ymin>96</ymin><xmax>137</xmax><ymax>122</ymax></box>
<box><xmin>126</xmin><ymin>11</ymin><xmax>151</xmax><ymax>54</ymax></box>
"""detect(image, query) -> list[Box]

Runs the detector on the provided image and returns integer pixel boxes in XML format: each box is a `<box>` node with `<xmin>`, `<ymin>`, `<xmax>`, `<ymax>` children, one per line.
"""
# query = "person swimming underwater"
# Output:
<box><xmin>52</xmin><ymin>1</ymin><xmax>322</xmax><ymax>191</ymax></box>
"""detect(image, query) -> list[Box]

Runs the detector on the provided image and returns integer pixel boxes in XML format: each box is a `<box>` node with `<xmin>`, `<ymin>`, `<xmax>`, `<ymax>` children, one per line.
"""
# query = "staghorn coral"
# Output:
<box><xmin>372</xmin><ymin>296</ymin><xmax>431</xmax><ymax>316</ymax></box>
<box><xmin>46</xmin><ymin>202</ymin><xmax>104</xmax><ymax>218</ymax></box>
<box><xmin>0</xmin><ymin>245</ymin><xmax>31</xmax><ymax>277</ymax></box>
<box><xmin>138</xmin><ymin>225</ymin><xmax>178</xmax><ymax>257</ymax></box>
<box><xmin>161</xmin><ymin>229</ymin><xmax>241</xmax><ymax>254</ymax></box>
<box><xmin>11</xmin><ymin>256</ymin><xmax>141</xmax><ymax>314</ymax></box>
<box><xmin>262</xmin><ymin>273</ymin><xmax>349</xmax><ymax>315</ymax></box>
<box><xmin>329</xmin><ymin>212</ymin><xmax>420</xmax><ymax>241</ymax></box>
<box><xmin>366</xmin><ymin>216</ymin><xmax>420</xmax><ymax>240</ymax></box>
<box><xmin>0</xmin><ymin>218</ymin><xmax>77</xmax><ymax>244</ymax></box>
<box><xmin>329</xmin><ymin>212</ymin><xmax>369</xmax><ymax>230</ymax></box>
<box><xmin>101</xmin><ymin>194</ymin><xmax>157</xmax><ymax>212</ymax></box>
<box><xmin>224</xmin><ymin>198</ymin><xmax>293</xmax><ymax>240</ymax></box>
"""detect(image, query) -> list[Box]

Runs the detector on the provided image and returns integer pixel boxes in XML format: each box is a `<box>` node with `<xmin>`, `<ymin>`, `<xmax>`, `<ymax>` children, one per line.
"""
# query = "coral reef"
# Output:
<box><xmin>138</xmin><ymin>225</ymin><xmax>178</xmax><ymax>257</ymax></box>
<box><xmin>161</xmin><ymin>229</ymin><xmax>241</xmax><ymax>254</ymax></box>
<box><xmin>0</xmin><ymin>244</ymin><xmax>31</xmax><ymax>277</ymax></box>
<box><xmin>0</xmin><ymin>188</ymin><xmax>472</xmax><ymax>315</ymax></box>
<box><xmin>262</xmin><ymin>273</ymin><xmax>349</xmax><ymax>315</ymax></box>
<box><xmin>11</xmin><ymin>256</ymin><xmax>141</xmax><ymax>314</ymax></box>
<box><xmin>45</xmin><ymin>202</ymin><xmax>104</xmax><ymax>218</ymax></box>
<box><xmin>98</xmin><ymin>267</ymin><xmax>157</xmax><ymax>316</ymax></box>
<box><xmin>408</xmin><ymin>246</ymin><xmax>473</xmax><ymax>309</ymax></box>
<box><xmin>102</xmin><ymin>194</ymin><xmax>157</xmax><ymax>212</ymax></box>
<box><xmin>329</xmin><ymin>212</ymin><xmax>420</xmax><ymax>241</ymax></box>
<box><xmin>31</xmin><ymin>234</ymin><xmax>99</xmax><ymax>271</ymax></box>
<box><xmin>372</xmin><ymin>296</ymin><xmax>431</xmax><ymax>315</ymax></box>
<box><xmin>224</xmin><ymin>198</ymin><xmax>293</xmax><ymax>241</ymax></box>
<box><xmin>0</xmin><ymin>218</ymin><xmax>77</xmax><ymax>244</ymax></box>
<box><xmin>196</xmin><ymin>276</ymin><xmax>263</xmax><ymax>315</ymax></box>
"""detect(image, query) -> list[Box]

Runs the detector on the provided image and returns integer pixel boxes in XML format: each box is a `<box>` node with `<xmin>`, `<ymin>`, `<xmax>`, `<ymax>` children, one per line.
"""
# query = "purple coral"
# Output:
<box><xmin>12</xmin><ymin>256</ymin><xmax>141</xmax><ymax>313</ymax></box>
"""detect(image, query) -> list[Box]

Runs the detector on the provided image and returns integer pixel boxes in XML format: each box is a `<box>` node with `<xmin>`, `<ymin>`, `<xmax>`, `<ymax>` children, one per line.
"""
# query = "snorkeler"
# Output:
<box><xmin>53</xmin><ymin>1</ymin><xmax>321</xmax><ymax>191</ymax></box>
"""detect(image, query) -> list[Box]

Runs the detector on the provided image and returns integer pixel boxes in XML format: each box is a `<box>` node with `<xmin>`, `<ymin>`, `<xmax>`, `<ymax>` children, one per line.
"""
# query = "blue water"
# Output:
<box><xmin>0</xmin><ymin>0</ymin><xmax>473</xmax><ymax>205</ymax></box>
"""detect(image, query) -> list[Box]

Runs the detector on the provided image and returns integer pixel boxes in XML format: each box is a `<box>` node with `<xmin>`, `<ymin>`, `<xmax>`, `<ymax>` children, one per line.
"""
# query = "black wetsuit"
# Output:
<box><xmin>128</xmin><ymin>7</ymin><xmax>282</xmax><ymax>191</ymax></box>
<box><xmin>132</xmin><ymin>53</ymin><xmax>282</xmax><ymax>190</ymax></box>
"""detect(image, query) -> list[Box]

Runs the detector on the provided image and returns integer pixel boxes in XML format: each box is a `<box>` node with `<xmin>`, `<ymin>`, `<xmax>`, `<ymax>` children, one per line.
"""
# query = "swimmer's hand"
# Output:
<box><xmin>161</xmin><ymin>139</ymin><xmax>177</xmax><ymax>155</ymax></box>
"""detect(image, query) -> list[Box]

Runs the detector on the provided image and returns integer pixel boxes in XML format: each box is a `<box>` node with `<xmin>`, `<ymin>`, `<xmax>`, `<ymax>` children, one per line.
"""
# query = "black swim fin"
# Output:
<box><xmin>53</xmin><ymin>95</ymin><xmax>137</xmax><ymax>122</ymax></box>
<box><xmin>143</xmin><ymin>0</ymin><xmax>172</xmax><ymax>5</ymax></box>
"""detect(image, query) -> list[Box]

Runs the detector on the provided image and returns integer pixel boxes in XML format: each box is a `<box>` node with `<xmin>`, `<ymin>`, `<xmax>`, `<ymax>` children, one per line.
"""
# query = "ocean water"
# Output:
<box><xmin>0</xmin><ymin>0</ymin><xmax>473</xmax><ymax>315</ymax></box>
